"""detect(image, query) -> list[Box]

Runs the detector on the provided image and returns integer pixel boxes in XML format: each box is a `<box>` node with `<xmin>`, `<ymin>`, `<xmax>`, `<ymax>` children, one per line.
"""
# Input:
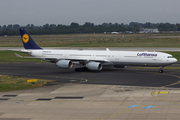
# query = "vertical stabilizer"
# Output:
<box><xmin>19</xmin><ymin>29</ymin><xmax>42</xmax><ymax>49</ymax></box>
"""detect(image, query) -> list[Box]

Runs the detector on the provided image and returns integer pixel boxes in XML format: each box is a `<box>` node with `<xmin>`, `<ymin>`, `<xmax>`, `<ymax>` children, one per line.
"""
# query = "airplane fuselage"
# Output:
<box><xmin>28</xmin><ymin>49</ymin><xmax>177</xmax><ymax>67</ymax></box>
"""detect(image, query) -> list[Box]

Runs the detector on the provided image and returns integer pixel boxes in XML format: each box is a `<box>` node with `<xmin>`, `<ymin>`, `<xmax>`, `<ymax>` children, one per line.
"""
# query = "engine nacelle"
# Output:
<box><xmin>114</xmin><ymin>65</ymin><xmax>127</xmax><ymax>68</ymax></box>
<box><xmin>86</xmin><ymin>62</ymin><xmax>102</xmax><ymax>71</ymax></box>
<box><xmin>56</xmin><ymin>60</ymin><xmax>73</xmax><ymax>69</ymax></box>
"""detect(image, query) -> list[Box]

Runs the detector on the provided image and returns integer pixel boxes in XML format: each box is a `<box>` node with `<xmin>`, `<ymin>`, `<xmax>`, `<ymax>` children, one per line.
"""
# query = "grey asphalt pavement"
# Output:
<box><xmin>0</xmin><ymin>62</ymin><xmax>180</xmax><ymax>120</ymax></box>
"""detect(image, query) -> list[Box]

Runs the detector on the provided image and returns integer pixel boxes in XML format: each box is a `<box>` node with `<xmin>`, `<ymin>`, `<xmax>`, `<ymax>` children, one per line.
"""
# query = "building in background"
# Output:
<box><xmin>139</xmin><ymin>28</ymin><xmax>159</xmax><ymax>33</ymax></box>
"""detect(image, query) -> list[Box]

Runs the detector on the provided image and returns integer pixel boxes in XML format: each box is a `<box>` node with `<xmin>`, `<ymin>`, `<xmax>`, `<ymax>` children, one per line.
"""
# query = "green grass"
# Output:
<box><xmin>0</xmin><ymin>75</ymin><xmax>53</xmax><ymax>92</ymax></box>
<box><xmin>60</xmin><ymin>37</ymin><xmax>180</xmax><ymax>48</ymax></box>
<box><xmin>0</xmin><ymin>33</ymin><xmax>180</xmax><ymax>47</ymax></box>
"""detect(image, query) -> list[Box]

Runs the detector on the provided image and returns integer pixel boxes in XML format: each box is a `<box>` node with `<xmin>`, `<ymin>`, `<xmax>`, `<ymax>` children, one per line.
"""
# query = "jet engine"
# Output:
<box><xmin>56</xmin><ymin>60</ymin><xmax>73</xmax><ymax>69</ymax></box>
<box><xmin>86</xmin><ymin>62</ymin><xmax>102</xmax><ymax>71</ymax></box>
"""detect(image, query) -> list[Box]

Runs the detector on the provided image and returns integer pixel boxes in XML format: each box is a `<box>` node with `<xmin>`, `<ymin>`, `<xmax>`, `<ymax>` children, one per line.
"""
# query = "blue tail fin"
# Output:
<box><xmin>19</xmin><ymin>29</ymin><xmax>42</xmax><ymax>49</ymax></box>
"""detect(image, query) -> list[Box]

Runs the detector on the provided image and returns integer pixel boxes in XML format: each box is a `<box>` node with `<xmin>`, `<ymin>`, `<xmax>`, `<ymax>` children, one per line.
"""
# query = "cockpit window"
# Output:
<box><xmin>167</xmin><ymin>56</ymin><xmax>174</xmax><ymax>58</ymax></box>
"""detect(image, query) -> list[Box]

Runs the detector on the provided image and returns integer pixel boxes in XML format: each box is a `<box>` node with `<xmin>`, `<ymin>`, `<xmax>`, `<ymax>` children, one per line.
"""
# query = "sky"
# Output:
<box><xmin>0</xmin><ymin>0</ymin><xmax>179</xmax><ymax>26</ymax></box>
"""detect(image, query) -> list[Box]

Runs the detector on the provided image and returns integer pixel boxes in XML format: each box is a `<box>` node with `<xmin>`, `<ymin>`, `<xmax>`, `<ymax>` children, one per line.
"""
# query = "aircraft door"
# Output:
<box><xmin>158</xmin><ymin>55</ymin><xmax>162</xmax><ymax>62</ymax></box>
<box><xmin>64</xmin><ymin>52</ymin><xmax>69</xmax><ymax>59</ymax></box>
<box><xmin>93</xmin><ymin>53</ymin><xmax>96</xmax><ymax>59</ymax></box>
<box><xmin>115</xmin><ymin>54</ymin><xmax>119</xmax><ymax>61</ymax></box>
<box><xmin>36</xmin><ymin>51</ymin><xmax>42</xmax><ymax>57</ymax></box>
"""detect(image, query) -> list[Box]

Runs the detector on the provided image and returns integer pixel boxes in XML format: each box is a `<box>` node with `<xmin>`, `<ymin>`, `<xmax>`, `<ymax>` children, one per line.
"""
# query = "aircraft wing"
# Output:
<box><xmin>15</xmin><ymin>53</ymin><xmax>109</xmax><ymax>63</ymax></box>
<box><xmin>66</xmin><ymin>58</ymin><xmax>109</xmax><ymax>63</ymax></box>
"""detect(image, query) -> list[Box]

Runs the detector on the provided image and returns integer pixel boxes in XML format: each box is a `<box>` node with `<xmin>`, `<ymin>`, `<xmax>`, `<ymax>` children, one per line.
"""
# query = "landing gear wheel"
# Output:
<box><xmin>81</xmin><ymin>67</ymin><xmax>89</xmax><ymax>71</ymax></box>
<box><xmin>75</xmin><ymin>68</ymin><xmax>81</xmax><ymax>72</ymax></box>
<box><xmin>159</xmin><ymin>66</ymin><xmax>164</xmax><ymax>73</ymax></box>
<box><xmin>75</xmin><ymin>67</ymin><xmax>89</xmax><ymax>72</ymax></box>
<box><xmin>159</xmin><ymin>70</ymin><xmax>163</xmax><ymax>73</ymax></box>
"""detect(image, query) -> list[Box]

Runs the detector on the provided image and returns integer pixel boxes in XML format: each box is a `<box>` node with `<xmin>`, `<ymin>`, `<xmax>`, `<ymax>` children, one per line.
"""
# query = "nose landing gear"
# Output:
<box><xmin>159</xmin><ymin>66</ymin><xmax>164</xmax><ymax>73</ymax></box>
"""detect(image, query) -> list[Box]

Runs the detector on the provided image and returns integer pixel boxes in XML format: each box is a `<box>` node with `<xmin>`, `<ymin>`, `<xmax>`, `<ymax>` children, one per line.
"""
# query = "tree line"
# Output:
<box><xmin>0</xmin><ymin>22</ymin><xmax>180</xmax><ymax>35</ymax></box>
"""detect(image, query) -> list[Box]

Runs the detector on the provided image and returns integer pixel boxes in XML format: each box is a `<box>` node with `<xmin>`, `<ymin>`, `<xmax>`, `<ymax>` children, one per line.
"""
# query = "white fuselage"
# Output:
<box><xmin>27</xmin><ymin>49</ymin><xmax>177</xmax><ymax>67</ymax></box>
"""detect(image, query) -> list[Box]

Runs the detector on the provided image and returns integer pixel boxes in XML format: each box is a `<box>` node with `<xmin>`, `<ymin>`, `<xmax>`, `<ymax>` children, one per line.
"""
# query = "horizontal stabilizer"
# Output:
<box><xmin>14</xmin><ymin>53</ymin><xmax>23</xmax><ymax>58</ymax></box>
<box><xmin>7</xmin><ymin>49</ymin><xmax>32</xmax><ymax>53</ymax></box>
<box><xmin>15</xmin><ymin>53</ymin><xmax>41</xmax><ymax>58</ymax></box>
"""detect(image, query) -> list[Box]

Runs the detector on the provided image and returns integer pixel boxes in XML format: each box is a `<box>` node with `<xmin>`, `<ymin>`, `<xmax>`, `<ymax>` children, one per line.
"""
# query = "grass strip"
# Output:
<box><xmin>0</xmin><ymin>75</ymin><xmax>53</xmax><ymax>92</ymax></box>
<box><xmin>0</xmin><ymin>34</ymin><xmax>180</xmax><ymax>47</ymax></box>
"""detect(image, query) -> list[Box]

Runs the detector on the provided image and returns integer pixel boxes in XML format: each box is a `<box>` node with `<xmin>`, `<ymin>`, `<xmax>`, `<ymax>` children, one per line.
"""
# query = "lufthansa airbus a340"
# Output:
<box><xmin>14</xmin><ymin>29</ymin><xmax>177</xmax><ymax>73</ymax></box>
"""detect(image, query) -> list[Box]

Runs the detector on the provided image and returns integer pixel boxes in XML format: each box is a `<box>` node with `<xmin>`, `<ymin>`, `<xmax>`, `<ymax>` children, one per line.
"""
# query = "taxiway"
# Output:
<box><xmin>0</xmin><ymin>62</ymin><xmax>180</xmax><ymax>120</ymax></box>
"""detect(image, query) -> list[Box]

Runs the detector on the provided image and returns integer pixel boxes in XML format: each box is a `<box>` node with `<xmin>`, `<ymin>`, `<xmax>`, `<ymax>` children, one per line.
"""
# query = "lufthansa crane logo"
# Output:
<box><xmin>22</xmin><ymin>34</ymin><xmax>29</xmax><ymax>43</ymax></box>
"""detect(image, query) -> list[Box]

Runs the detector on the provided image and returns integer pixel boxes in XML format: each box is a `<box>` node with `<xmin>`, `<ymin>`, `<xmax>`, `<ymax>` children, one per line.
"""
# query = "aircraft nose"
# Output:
<box><xmin>174</xmin><ymin>58</ymin><xmax>178</xmax><ymax>62</ymax></box>
<box><xmin>173</xmin><ymin>58</ymin><xmax>178</xmax><ymax>63</ymax></box>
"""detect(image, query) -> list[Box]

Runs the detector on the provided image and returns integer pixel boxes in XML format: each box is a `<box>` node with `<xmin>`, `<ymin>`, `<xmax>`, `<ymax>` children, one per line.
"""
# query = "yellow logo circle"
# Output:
<box><xmin>22</xmin><ymin>34</ymin><xmax>29</xmax><ymax>43</ymax></box>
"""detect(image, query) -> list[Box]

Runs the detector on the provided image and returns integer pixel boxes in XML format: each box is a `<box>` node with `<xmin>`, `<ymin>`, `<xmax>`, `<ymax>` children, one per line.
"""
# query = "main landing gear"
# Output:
<box><xmin>159</xmin><ymin>66</ymin><xmax>164</xmax><ymax>73</ymax></box>
<box><xmin>75</xmin><ymin>67</ymin><xmax>89</xmax><ymax>72</ymax></box>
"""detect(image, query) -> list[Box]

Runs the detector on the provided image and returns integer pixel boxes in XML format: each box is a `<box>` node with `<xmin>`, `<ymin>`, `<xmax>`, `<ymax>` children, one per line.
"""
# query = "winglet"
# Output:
<box><xmin>106</xmin><ymin>48</ymin><xmax>110</xmax><ymax>51</ymax></box>
<box><xmin>19</xmin><ymin>29</ymin><xmax>42</xmax><ymax>49</ymax></box>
